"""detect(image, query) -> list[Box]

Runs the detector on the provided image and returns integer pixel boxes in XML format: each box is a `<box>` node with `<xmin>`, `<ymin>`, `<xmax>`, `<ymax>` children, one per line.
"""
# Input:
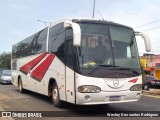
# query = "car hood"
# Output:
<box><xmin>1</xmin><ymin>76</ymin><xmax>11</xmax><ymax>80</ymax></box>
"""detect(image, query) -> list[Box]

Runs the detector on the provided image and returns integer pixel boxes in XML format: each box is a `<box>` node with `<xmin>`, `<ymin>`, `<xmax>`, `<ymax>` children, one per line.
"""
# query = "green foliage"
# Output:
<box><xmin>0</xmin><ymin>52</ymin><xmax>11</xmax><ymax>69</ymax></box>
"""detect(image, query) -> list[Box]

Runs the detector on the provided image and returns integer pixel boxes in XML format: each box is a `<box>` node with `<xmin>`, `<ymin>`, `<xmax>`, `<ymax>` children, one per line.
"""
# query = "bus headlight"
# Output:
<box><xmin>130</xmin><ymin>84</ymin><xmax>142</xmax><ymax>91</ymax></box>
<box><xmin>78</xmin><ymin>85</ymin><xmax>101</xmax><ymax>93</ymax></box>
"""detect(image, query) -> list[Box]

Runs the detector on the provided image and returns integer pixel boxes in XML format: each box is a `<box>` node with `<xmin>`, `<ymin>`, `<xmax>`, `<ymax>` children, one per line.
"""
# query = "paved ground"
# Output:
<box><xmin>0</xmin><ymin>85</ymin><xmax>160</xmax><ymax>120</ymax></box>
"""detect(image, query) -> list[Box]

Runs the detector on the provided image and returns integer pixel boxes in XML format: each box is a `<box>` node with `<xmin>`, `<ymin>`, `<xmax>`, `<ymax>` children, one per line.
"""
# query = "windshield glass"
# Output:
<box><xmin>76</xmin><ymin>22</ymin><xmax>141</xmax><ymax>78</ymax></box>
<box><xmin>2</xmin><ymin>70</ymin><xmax>11</xmax><ymax>76</ymax></box>
<box><xmin>146</xmin><ymin>76</ymin><xmax>158</xmax><ymax>81</ymax></box>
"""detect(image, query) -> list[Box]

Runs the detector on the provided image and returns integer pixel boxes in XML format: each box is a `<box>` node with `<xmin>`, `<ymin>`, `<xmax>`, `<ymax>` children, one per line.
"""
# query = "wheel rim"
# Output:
<box><xmin>144</xmin><ymin>85</ymin><xmax>148</xmax><ymax>90</ymax></box>
<box><xmin>19</xmin><ymin>81</ymin><xmax>22</xmax><ymax>91</ymax></box>
<box><xmin>52</xmin><ymin>87</ymin><xmax>58</xmax><ymax>103</ymax></box>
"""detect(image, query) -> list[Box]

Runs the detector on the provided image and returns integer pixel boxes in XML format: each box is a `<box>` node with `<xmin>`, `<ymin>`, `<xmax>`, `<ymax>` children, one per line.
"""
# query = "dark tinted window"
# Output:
<box><xmin>12</xmin><ymin>60</ymin><xmax>17</xmax><ymax>70</ymax></box>
<box><xmin>146</xmin><ymin>76</ymin><xmax>158</xmax><ymax>81</ymax></box>
<box><xmin>66</xmin><ymin>29</ymin><xmax>73</xmax><ymax>68</ymax></box>
<box><xmin>66</xmin><ymin>28</ymin><xmax>73</xmax><ymax>39</ymax></box>
<box><xmin>12</xmin><ymin>28</ymin><xmax>47</xmax><ymax>59</ymax></box>
<box><xmin>49</xmin><ymin>23</ymin><xmax>65</xmax><ymax>62</ymax></box>
<box><xmin>30</xmin><ymin>28</ymin><xmax>47</xmax><ymax>54</ymax></box>
<box><xmin>2</xmin><ymin>70</ymin><xmax>11</xmax><ymax>76</ymax></box>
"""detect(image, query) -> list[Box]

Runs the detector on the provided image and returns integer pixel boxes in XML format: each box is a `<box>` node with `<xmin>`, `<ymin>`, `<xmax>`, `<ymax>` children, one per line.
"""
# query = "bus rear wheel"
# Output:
<box><xmin>52</xmin><ymin>83</ymin><xmax>63</xmax><ymax>107</ymax></box>
<box><xmin>18</xmin><ymin>78</ymin><xmax>24</xmax><ymax>93</ymax></box>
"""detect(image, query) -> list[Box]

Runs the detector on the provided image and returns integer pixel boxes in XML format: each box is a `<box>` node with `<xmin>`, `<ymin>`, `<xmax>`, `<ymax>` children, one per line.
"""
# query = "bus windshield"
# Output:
<box><xmin>76</xmin><ymin>22</ymin><xmax>141</xmax><ymax>78</ymax></box>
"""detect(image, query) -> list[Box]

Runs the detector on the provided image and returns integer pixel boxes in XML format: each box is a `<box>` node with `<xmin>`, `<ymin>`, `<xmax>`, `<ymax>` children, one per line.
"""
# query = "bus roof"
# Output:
<box><xmin>13</xmin><ymin>18</ymin><xmax>133</xmax><ymax>47</ymax></box>
<box><xmin>50</xmin><ymin>18</ymin><xmax>133</xmax><ymax>30</ymax></box>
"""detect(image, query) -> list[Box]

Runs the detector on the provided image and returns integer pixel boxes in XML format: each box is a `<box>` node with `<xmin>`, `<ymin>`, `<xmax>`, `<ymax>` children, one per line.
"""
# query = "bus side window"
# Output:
<box><xmin>49</xmin><ymin>23</ymin><xmax>65</xmax><ymax>63</ymax></box>
<box><xmin>65</xmin><ymin>29</ymin><xmax>73</xmax><ymax>68</ymax></box>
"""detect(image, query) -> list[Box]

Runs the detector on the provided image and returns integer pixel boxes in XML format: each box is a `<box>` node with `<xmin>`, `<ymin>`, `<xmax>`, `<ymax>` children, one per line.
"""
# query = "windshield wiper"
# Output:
<box><xmin>88</xmin><ymin>64</ymin><xmax>114</xmax><ymax>75</ymax></box>
<box><xmin>99</xmin><ymin>65</ymin><xmax>140</xmax><ymax>75</ymax></box>
<box><xmin>112</xmin><ymin>67</ymin><xmax>140</xmax><ymax>75</ymax></box>
<box><xmin>99</xmin><ymin>64</ymin><xmax>120</xmax><ymax>67</ymax></box>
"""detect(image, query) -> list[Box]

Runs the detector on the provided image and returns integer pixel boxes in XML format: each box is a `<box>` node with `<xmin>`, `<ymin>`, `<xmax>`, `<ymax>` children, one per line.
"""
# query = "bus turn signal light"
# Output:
<box><xmin>129</xmin><ymin>78</ymin><xmax>138</xmax><ymax>83</ymax></box>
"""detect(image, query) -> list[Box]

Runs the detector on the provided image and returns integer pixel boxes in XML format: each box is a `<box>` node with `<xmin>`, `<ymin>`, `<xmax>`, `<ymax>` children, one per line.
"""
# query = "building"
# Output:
<box><xmin>140</xmin><ymin>54</ymin><xmax>160</xmax><ymax>79</ymax></box>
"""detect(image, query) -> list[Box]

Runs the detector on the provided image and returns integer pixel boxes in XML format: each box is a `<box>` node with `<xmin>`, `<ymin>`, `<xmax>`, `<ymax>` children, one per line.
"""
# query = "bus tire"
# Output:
<box><xmin>52</xmin><ymin>83</ymin><xmax>62</xmax><ymax>107</ymax></box>
<box><xmin>18</xmin><ymin>78</ymin><xmax>25</xmax><ymax>93</ymax></box>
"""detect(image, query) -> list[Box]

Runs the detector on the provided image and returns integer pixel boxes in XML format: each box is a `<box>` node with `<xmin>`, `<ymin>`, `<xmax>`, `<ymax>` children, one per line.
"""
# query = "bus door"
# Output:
<box><xmin>65</xmin><ymin>29</ymin><xmax>75</xmax><ymax>104</ymax></box>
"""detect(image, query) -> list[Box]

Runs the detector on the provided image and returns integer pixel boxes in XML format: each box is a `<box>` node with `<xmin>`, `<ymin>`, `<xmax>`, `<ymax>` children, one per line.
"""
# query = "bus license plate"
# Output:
<box><xmin>109</xmin><ymin>96</ymin><xmax>121</xmax><ymax>101</ymax></box>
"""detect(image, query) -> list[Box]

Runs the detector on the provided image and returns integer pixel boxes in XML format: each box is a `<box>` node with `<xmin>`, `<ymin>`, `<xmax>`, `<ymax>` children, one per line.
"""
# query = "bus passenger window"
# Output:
<box><xmin>65</xmin><ymin>29</ymin><xmax>73</xmax><ymax>68</ymax></box>
<box><xmin>66</xmin><ymin>40</ymin><xmax>73</xmax><ymax>68</ymax></box>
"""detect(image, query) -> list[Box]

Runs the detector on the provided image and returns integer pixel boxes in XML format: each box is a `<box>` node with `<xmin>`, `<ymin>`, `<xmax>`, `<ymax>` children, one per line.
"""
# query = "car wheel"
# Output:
<box><xmin>18</xmin><ymin>78</ymin><xmax>24</xmax><ymax>93</ymax></box>
<box><xmin>51</xmin><ymin>83</ymin><xmax>63</xmax><ymax>107</ymax></box>
<box><xmin>144</xmin><ymin>84</ymin><xmax>149</xmax><ymax>90</ymax></box>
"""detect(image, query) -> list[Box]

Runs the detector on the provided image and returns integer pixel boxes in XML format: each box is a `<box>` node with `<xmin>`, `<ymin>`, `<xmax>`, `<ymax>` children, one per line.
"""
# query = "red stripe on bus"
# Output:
<box><xmin>31</xmin><ymin>54</ymin><xmax>55</xmax><ymax>81</ymax></box>
<box><xmin>20</xmin><ymin>52</ymin><xmax>47</xmax><ymax>74</ymax></box>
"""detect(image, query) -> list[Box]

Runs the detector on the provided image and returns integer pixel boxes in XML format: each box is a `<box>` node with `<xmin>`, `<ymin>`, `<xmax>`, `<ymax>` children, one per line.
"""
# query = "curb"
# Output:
<box><xmin>142</xmin><ymin>89</ymin><xmax>160</xmax><ymax>99</ymax></box>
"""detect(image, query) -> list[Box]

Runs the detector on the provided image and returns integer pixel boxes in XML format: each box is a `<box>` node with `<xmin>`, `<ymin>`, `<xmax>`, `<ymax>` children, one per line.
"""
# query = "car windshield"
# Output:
<box><xmin>2</xmin><ymin>70</ymin><xmax>11</xmax><ymax>76</ymax></box>
<box><xmin>146</xmin><ymin>76</ymin><xmax>158</xmax><ymax>81</ymax></box>
<box><xmin>76</xmin><ymin>22</ymin><xmax>141</xmax><ymax>78</ymax></box>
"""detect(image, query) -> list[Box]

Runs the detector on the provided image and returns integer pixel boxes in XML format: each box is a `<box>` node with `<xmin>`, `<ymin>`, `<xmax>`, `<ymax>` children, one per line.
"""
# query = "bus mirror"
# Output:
<box><xmin>64</xmin><ymin>21</ymin><xmax>81</xmax><ymax>46</ymax></box>
<box><xmin>135</xmin><ymin>31</ymin><xmax>151</xmax><ymax>52</ymax></box>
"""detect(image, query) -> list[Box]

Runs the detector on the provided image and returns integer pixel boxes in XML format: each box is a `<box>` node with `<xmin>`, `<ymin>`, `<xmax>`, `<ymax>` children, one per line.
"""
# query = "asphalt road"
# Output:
<box><xmin>0</xmin><ymin>84</ymin><xmax>160</xmax><ymax>120</ymax></box>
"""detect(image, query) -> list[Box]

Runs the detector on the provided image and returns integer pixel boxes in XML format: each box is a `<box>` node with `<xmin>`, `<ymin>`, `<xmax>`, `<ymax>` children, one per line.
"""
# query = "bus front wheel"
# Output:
<box><xmin>52</xmin><ymin>83</ymin><xmax>63</xmax><ymax>107</ymax></box>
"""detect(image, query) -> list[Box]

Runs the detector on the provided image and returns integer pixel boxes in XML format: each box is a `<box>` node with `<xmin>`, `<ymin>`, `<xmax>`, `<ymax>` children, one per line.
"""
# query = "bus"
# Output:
<box><xmin>11</xmin><ymin>18</ymin><xmax>151</xmax><ymax>107</ymax></box>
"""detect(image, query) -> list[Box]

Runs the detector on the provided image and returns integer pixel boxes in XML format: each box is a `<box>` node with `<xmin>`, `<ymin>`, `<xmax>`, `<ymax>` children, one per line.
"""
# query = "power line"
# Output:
<box><xmin>141</xmin><ymin>26</ymin><xmax>160</xmax><ymax>31</ymax></box>
<box><xmin>97</xmin><ymin>10</ymin><xmax>104</xmax><ymax>20</ymax></box>
<box><xmin>134</xmin><ymin>19</ymin><xmax>160</xmax><ymax>28</ymax></box>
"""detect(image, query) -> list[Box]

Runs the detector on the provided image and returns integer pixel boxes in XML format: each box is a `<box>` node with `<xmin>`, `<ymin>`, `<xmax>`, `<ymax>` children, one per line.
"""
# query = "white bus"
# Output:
<box><xmin>11</xmin><ymin>18</ymin><xmax>151</xmax><ymax>107</ymax></box>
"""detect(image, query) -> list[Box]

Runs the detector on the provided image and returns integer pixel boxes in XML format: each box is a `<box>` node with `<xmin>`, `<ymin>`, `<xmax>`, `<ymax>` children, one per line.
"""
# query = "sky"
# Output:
<box><xmin>1</xmin><ymin>0</ymin><xmax>160</xmax><ymax>55</ymax></box>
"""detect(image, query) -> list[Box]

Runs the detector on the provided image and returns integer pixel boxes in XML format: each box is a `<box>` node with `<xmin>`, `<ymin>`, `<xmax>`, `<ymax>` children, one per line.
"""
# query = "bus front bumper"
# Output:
<box><xmin>76</xmin><ymin>90</ymin><xmax>141</xmax><ymax>105</ymax></box>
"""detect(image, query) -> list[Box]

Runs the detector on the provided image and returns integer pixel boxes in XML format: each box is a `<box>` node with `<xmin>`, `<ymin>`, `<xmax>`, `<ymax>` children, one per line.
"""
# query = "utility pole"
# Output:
<box><xmin>37</xmin><ymin>20</ymin><xmax>51</xmax><ymax>27</ymax></box>
<box><xmin>92</xmin><ymin>0</ymin><xmax>95</xmax><ymax>18</ymax></box>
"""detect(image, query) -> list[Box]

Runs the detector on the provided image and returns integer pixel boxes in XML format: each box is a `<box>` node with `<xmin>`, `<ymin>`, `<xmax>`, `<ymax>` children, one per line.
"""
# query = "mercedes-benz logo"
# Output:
<box><xmin>113</xmin><ymin>80</ymin><xmax>119</xmax><ymax>87</ymax></box>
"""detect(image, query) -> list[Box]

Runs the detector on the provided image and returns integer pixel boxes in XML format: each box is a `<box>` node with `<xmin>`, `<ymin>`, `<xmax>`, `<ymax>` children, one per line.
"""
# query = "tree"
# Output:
<box><xmin>140</xmin><ymin>62</ymin><xmax>146</xmax><ymax>84</ymax></box>
<box><xmin>0</xmin><ymin>52</ymin><xmax>11</xmax><ymax>69</ymax></box>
